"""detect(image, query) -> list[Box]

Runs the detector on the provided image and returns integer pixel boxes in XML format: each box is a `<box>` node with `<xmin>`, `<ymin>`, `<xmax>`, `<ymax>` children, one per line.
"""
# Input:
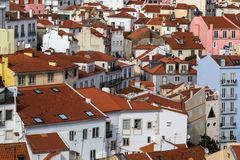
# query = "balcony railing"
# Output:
<box><xmin>106</xmin><ymin>131</ymin><xmax>113</xmax><ymax>138</ymax></box>
<box><xmin>181</xmin><ymin>70</ymin><xmax>188</xmax><ymax>74</ymax></box>
<box><xmin>220</xmin><ymin>122</ymin><xmax>236</xmax><ymax>128</ymax></box>
<box><xmin>221</xmin><ymin>108</ymin><xmax>237</xmax><ymax>114</ymax></box>
<box><xmin>220</xmin><ymin>136</ymin><xmax>236</xmax><ymax>142</ymax></box>
<box><xmin>167</xmin><ymin>70</ymin><xmax>175</xmax><ymax>74</ymax></box>
<box><xmin>221</xmin><ymin>94</ymin><xmax>237</xmax><ymax>100</ymax></box>
<box><xmin>221</xmin><ymin>79</ymin><xmax>237</xmax><ymax>86</ymax></box>
<box><xmin>101</xmin><ymin>78</ymin><xmax>122</xmax><ymax>88</ymax></box>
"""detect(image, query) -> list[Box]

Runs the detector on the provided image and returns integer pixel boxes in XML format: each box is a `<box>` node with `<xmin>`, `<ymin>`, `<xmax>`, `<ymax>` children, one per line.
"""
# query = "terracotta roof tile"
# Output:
<box><xmin>37</xmin><ymin>19</ymin><xmax>53</xmax><ymax>26</ymax></box>
<box><xmin>6</xmin><ymin>49</ymin><xmax>77</xmax><ymax>73</ymax></box>
<box><xmin>127</xmin><ymin>0</ymin><xmax>144</xmax><ymax>5</ymax></box>
<box><xmin>116</xmin><ymin>7</ymin><xmax>137</xmax><ymax>12</ymax></box>
<box><xmin>164</xmin><ymin>32</ymin><xmax>204</xmax><ymax>50</ymax></box>
<box><xmin>175</xmin><ymin>3</ymin><xmax>197</xmax><ymax>9</ymax></box>
<box><xmin>135</xmin><ymin>17</ymin><xmax>150</xmax><ymax>24</ymax></box>
<box><xmin>126</xmin><ymin>28</ymin><xmax>150</xmax><ymax>40</ymax></box>
<box><xmin>17</xmin><ymin>84</ymin><xmax>105</xmax><ymax>126</ymax></box>
<box><xmin>211</xmin><ymin>54</ymin><xmax>240</xmax><ymax>66</ymax></box>
<box><xmin>108</xmin><ymin>12</ymin><xmax>136</xmax><ymax>19</ymax></box>
<box><xmin>76</xmin><ymin>51</ymin><xmax>117</xmax><ymax>62</ymax></box>
<box><xmin>202</xmin><ymin>16</ymin><xmax>238</xmax><ymax>29</ymax></box>
<box><xmin>143</xmin><ymin>4</ymin><xmax>174</xmax><ymax>13</ymax></box>
<box><xmin>0</xmin><ymin>142</ymin><xmax>30</xmax><ymax>160</ymax></box>
<box><xmin>26</xmin><ymin>133</ymin><xmax>68</xmax><ymax>154</ymax></box>
<box><xmin>140</xmin><ymin>142</ymin><xmax>156</xmax><ymax>152</ymax></box>
<box><xmin>59</xmin><ymin>20</ymin><xmax>82</xmax><ymax>29</ymax></box>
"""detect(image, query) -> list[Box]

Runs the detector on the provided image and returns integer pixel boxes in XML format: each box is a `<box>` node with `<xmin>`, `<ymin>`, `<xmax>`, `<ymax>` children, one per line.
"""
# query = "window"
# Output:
<box><xmin>222</xmin><ymin>88</ymin><xmax>226</xmax><ymax>98</ymax></box>
<box><xmin>92</xmin><ymin>127</ymin><xmax>99</xmax><ymax>138</ymax></box>
<box><xmin>65</xmin><ymin>71</ymin><xmax>68</xmax><ymax>79</ymax></box>
<box><xmin>207</xmin><ymin>123</ymin><xmax>210</xmax><ymax>127</ymax></box>
<box><xmin>18</xmin><ymin>75</ymin><xmax>25</xmax><ymax>86</ymax></box>
<box><xmin>28</xmin><ymin>74</ymin><xmax>36</xmax><ymax>85</ymax></box>
<box><xmin>230</xmin><ymin>73</ymin><xmax>236</xmax><ymax>81</ymax></box>
<box><xmin>147</xmin><ymin>136</ymin><xmax>151</xmax><ymax>143</ymax></box>
<box><xmin>85</xmin><ymin>111</ymin><xmax>94</xmax><ymax>117</ymax></box>
<box><xmin>82</xmin><ymin>66</ymin><xmax>86</xmax><ymax>71</ymax></box>
<box><xmin>14</xmin><ymin>25</ymin><xmax>18</xmax><ymax>38</ymax></box>
<box><xmin>147</xmin><ymin>122</ymin><xmax>152</xmax><ymax>129</ymax></box>
<box><xmin>74</xmin><ymin>69</ymin><xmax>77</xmax><ymax>77</ymax></box>
<box><xmin>175</xmin><ymin>76</ymin><xmax>180</xmax><ymax>82</ymax></box>
<box><xmin>18</xmin><ymin>155</ymin><xmax>26</xmax><ymax>160</ymax></box>
<box><xmin>166</xmin><ymin>121</ymin><xmax>172</xmax><ymax>127</ymax></box>
<box><xmin>51</xmin><ymin>87</ymin><xmax>61</xmax><ymax>92</ymax></box>
<box><xmin>80</xmin><ymin>82</ymin><xmax>83</xmax><ymax>88</ymax></box>
<box><xmin>110</xmin><ymin>141</ymin><xmax>116</xmax><ymax>150</ymax></box>
<box><xmin>134</xmin><ymin>119</ymin><xmax>142</xmax><ymax>129</ymax></box>
<box><xmin>162</xmin><ymin>76</ymin><xmax>167</xmax><ymax>85</ymax></box>
<box><xmin>5</xmin><ymin>110</ymin><xmax>13</xmax><ymax>121</ymax></box>
<box><xmin>213</xmin><ymin>41</ymin><xmax>216</xmax><ymax>48</ymax></box>
<box><xmin>83</xmin><ymin>129</ymin><xmax>87</xmax><ymax>140</ymax></box>
<box><xmin>178</xmin><ymin>50</ymin><xmax>183</xmax><ymax>56</ymax></box>
<box><xmin>188</xmin><ymin>76</ymin><xmax>193</xmax><ymax>82</ymax></box>
<box><xmin>230</xmin><ymin>102</ymin><xmax>235</xmax><ymax>112</ymax></box>
<box><xmin>90</xmin><ymin>150</ymin><xmax>96</xmax><ymax>160</ymax></box>
<box><xmin>123</xmin><ymin>119</ymin><xmax>130</xmax><ymax>130</ymax></box>
<box><xmin>223</xmin><ymin>31</ymin><xmax>227</xmax><ymax>38</ymax></box>
<box><xmin>230</xmin><ymin>87</ymin><xmax>235</xmax><ymax>97</ymax></box>
<box><xmin>33</xmin><ymin>117</ymin><xmax>43</xmax><ymax>123</ymax></box>
<box><xmin>85</xmin><ymin>81</ymin><xmax>88</xmax><ymax>87</ymax></box>
<box><xmin>128</xmin><ymin>68</ymin><xmax>132</xmax><ymax>77</ymax></box>
<box><xmin>28</xmin><ymin>23</ymin><xmax>31</xmax><ymax>36</ymax></box>
<box><xmin>232</xmin><ymin>31</ymin><xmax>236</xmax><ymax>39</ymax></box>
<box><xmin>21</xmin><ymin>24</ymin><xmax>25</xmax><ymax>37</ymax></box>
<box><xmin>5</xmin><ymin>130</ymin><xmax>13</xmax><ymax>140</ymax></box>
<box><xmin>122</xmin><ymin>138</ymin><xmax>129</xmax><ymax>146</ymax></box>
<box><xmin>47</xmin><ymin>72</ymin><xmax>54</xmax><ymax>83</ymax></box>
<box><xmin>214</xmin><ymin>31</ymin><xmax>218</xmax><ymax>38</ymax></box>
<box><xmin>69</xmin><ymin>131</ymin><xmax>75</xmax><ymax>141</ymax></box>
<box><xmin>58</xmin><ymin>114</ymin><xmax>68</xmax><ymax>120</ymax></box>
<box><xmin>91</xmin><ymin>79</ymin><xmax>94</xmax><ymax>87</ymax></box>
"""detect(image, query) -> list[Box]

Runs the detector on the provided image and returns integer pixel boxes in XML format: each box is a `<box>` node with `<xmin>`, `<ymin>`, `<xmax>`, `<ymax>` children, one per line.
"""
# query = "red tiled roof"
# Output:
<box><xmin>135</xmin><ymin>17</ymin><xmax>150</xmax><ymax>24</ymax></box>
<box><xmin>77</xmin><ymin>51</ymin><xmax>117</xmax><ymax>62</ymax></box>
<box><xmin>79</xmin><ymin>65</ymin><xmax>105</xmax><ymax>78</ymax></box>
<box><xmin>126</xmin><ymin>28</ymin><xmax>150</xmax><ymax>40</ymax></box>
<box><xmin>202</xmin><ymin>16</ymin><xmax>238</xmax><ymax>29</ymax></box>
<box><xmin>140</xmin><ymin>142</ymin><xmax>156</xmax><ymax>152</ymax></box>
<box><xmin>0</xmin><ymin>142</ymin><xmax>30</xmax><ymax>160</ymax></box>
<box><xmin>17</xmin><ymin>84</ymin><xmax>105</xmax><ymax>126</ymax></box>
<box><xmin>127</xmin><ymin>153</ymin><xmax>151</xmax><ymax>160</ymax></box>
<box><xmin>26</xmin><ymin>133</ymin><xmax>68</xmax><ymax>154</ymax></box>
<box><xmin>59</xmin><ymin>20</ymin><xmax>82</xmax><ymax>29</ymax></box>
<box><xmin>58</xmin><ymin>30</ymin><xmax>74</xmax><ymax>37</ymax></box>
<box><xmin>164</xmin><ymin>32</ymin><xmax>205</xmax><ymax>50</ymax></box>
<box><xmin>90</xmin><ymin>28</ymin><xmax>106</xmax><ymax>38</ymax></box>
<box><xmin>224</xmin><ymin>14</ymin><xmax>240</xmax><ymax>28</ymax></box>
<box><xmin>168</xmin><ymin>87</ymin><xmax>201</xmax><ymax>102</ymax></box>
<box><xmin>232</xmin><ymin>145</ymin><xmax>240</xmax><ymax>159</ymax></box>
<box><xmin>161</xmin><ymin>82</ymin><xmax>184</xmax><ymax>90</ymax></box>
<box><xmin>175</xmin><ymin>3</ymin><xmax>197</xmax><ymax>9</ymax></box>
<box><xmin>211</xmin><ymin>54</ymin><xmax>240</xmax><ymax>66</ymax></box>
<box><xmin>108</xmin><ymin>12</ymin><xmax>136</xmax><ymax>19</ymax></box>
<box><xmin>10</xmin><ymin>2</ymin><xmax>24</xmax><ymax>11</ymax></box>
<box><xmin>37</xmin><ymin>19</ymin><xmax>53</xmax><ymax>26</ymax></box>
<box><xmin>143</xmin><ymin>4</ymin><xmax>174</xmax><ymax>13</ymax></box>
<box><xmin>134</xmin><ymin>44</ymin><xmax>158</xmax><ymax>50</ymax></box>
<box><xmin>127</xmin><ymin>0</ymin><xmax>144</xmax><ymax>5</ymax></box>
<box><xmin>134</xmin><ymin>93</ymin><xmax>185</xmax><ymax>112</ymax></box>
<box><xmin>84</xmin><ymin>2</ymin><xmax>109</xmax><ymax>10</ymax></box>
<box><xmin>7</xmin><ymin>49</ymin><xmax>77</xmax><ymax>73</ymax></box>
<box><xmin>116</xmin><ymin>7</ymin><xmax>137</xmax><ymax>12</ymax></box>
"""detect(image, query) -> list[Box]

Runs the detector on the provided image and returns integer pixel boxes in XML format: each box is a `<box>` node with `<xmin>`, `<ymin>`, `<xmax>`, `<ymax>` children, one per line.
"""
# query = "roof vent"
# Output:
<box><xmin>49</xmin><ymin>61</ymin><xmax>57</xmax><ymax>67</ymax></box>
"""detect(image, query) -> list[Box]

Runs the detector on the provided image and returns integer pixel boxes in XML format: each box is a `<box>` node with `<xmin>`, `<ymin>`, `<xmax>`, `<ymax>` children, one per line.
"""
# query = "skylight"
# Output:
<box><xmin>58</xmin><ymin>114</ymin><xmax>68</xmax><ymax>120</ymax></box>
<box><xmin>33</xmin><ymin>117</ymin><xmax>43</xmax><ymax>123</ymax></box>
<box><xmin>33</xmin><ymin>89</ymin><xmax>43</xmax><ymax>94</ymax></box>
<box><xmin>85</xmin><ymin>111</ymin><xmax>95</xmax><ymax>117</ymax></box>
<box><xmin>51</xmin><ymin>87</ymin><xmax>61</xmax><ymax>93</ymax></box>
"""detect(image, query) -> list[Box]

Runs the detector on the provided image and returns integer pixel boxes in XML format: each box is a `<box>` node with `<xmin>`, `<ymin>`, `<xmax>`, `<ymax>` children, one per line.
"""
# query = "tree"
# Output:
<box><xmin>198</xmin><ymin>134</ymin><xmax>220</xmax><ymax>154</ymax></box>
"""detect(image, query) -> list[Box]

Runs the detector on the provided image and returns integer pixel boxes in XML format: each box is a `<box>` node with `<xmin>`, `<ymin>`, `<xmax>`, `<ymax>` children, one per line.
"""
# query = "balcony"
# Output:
<box><xmin>167</xmin><ymin>70</ymin><xmax>175</xmax><ymax>74</ymax></box>
<box><xmin>221</xmin><ymin>79</ymin><xmax>237</xmax><ymax>86</ymax></box>
<box><xmin>101</xmin><ymin>78</ymin><xmax>122</xmax><ymax>88</ymax></box>
<box><xmin>181</xmin><ymin>70</ymin><xmax>188</xmax><ymax>74</ymax></box>
<box><xmin>106</xmin><ymin>131</ymin><xmax>113</xmax><ymax>138</ymax></box>
<box><xmin>220</xmin><ymin>122</ymin><xmax>236</xmax><ymax>129</ymax></box>
<box><xmin>221</xmin><ymin>108</ymin><xmax>237</xmax><ymax>114</ymax></box>
<box><xmin>221</xmin><ymin>94</ymin><xmax>237</xmax><ymax>100</ymax></box>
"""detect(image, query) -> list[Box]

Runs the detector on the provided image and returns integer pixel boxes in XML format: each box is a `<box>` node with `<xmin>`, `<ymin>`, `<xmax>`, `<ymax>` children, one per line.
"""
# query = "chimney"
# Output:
<box><xmin>17</xmin><ymin>11</ymin><xmax>20</xmax><ymax>19</ymax></box>
<box><xmin>149</xmin><ymin>53</ymin><xmax>153</xmax><ymax>61</ymax></box>
<box><xmin>29</xmin><ymin>9</ymin><xmax>33</xmax><ymax>18</ymax></box>
<box><xmin>190</xmin><ymin>90</ymin><xmax>193</xmax><ymax>98</ymax></box>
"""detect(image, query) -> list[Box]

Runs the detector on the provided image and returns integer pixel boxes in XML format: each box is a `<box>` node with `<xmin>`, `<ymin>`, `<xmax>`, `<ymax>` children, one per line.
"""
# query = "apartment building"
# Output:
<box><xmin>142</xmin><ymin>56</ymin><xmax>197</xmax><ymax>93</ymax></box>
<box><xmin>190</xmin><ymin>16</ymin><xmax>240</xmax><ymax>55</ymax></box>
<box><xmin>5</xmin><ymin>11</ymin><xmax>37</xmax><ymax>50</ymax></box>
<box><xmin>0</xmin><ymin>48</ymin><xmax>78</xmax><ymax>87</ymax></box>
<box><xmin>198</xmin><ymin>54</ymin><xmax>240</xmax><ymax>148</ymax></box>
<box><xmin>17</xmin><ymin>83</ymin><xmax>107</xmax><ymax>160</ymax></box>
<box><xmin>78</xmin><ymin>87</ymin><xmax>187</xmax><ymax>155</ymax></box>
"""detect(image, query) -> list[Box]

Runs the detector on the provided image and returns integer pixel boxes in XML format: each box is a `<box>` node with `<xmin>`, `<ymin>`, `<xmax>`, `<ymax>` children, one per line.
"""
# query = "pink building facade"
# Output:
<box><xmin>190</xmin><ymin>16</ymin><xmax>240</xmax><ymax>55</ymax></box>
<box><xmin>25</xmin><ymin>4</ymin><xmax>45</xmax><ymax>15</ymax></box>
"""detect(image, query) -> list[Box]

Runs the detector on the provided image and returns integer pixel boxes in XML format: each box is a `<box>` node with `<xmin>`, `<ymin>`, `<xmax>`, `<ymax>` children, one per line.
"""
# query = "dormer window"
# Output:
<box><xmin>220</xmin><ymin>59</ymin><xmax>226</xmax><ymax>66</ymax></box>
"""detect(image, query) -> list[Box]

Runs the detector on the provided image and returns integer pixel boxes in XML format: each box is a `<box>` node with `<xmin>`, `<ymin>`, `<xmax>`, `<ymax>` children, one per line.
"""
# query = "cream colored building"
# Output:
<box><xmin>0</xmin><ymin>29</ymin><xmax>15</xmax><ymax>55</ymax></box>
